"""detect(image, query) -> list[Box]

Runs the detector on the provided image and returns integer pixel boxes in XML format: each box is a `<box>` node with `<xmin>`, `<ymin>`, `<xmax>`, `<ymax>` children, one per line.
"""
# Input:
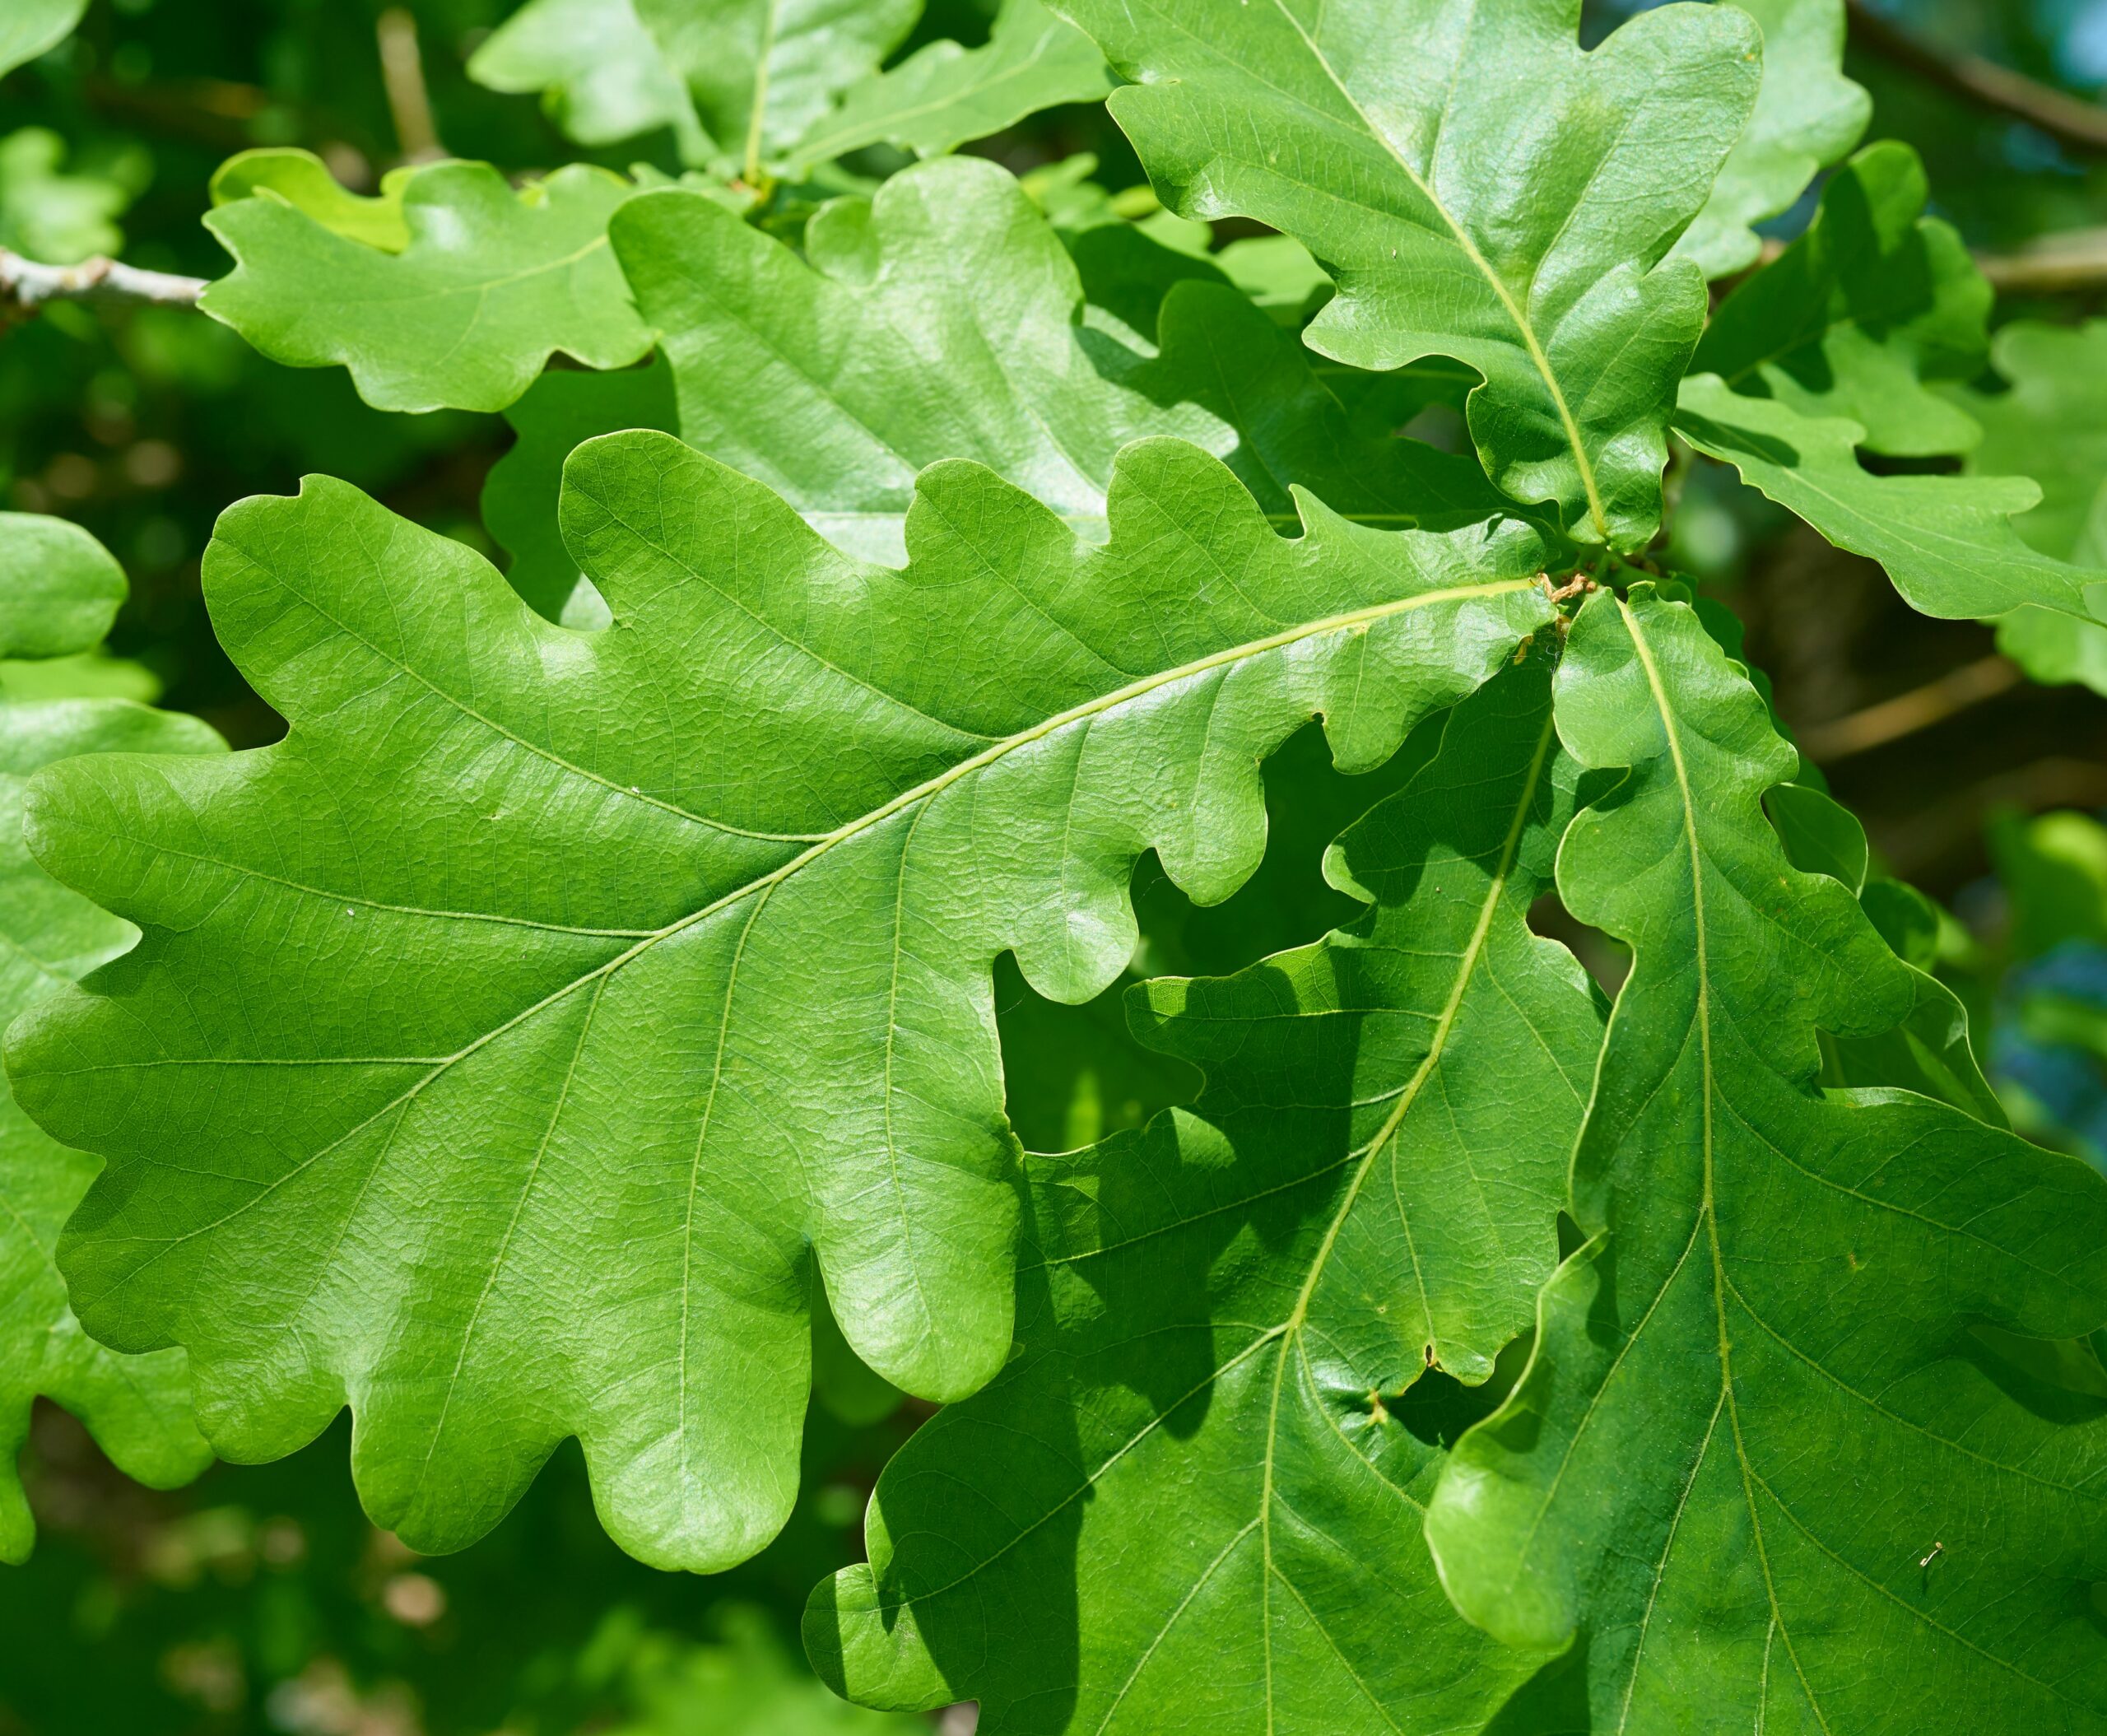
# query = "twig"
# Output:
<box><xmin>377</xmin><ymin>7</ymin><xmax>446</xmax><ymax>165</ymax></box>
<box><xmin>1846</xmin><ymin>0</ymin><xmax>2107</xmax><ymax>155</ymax></box>
<box><xmin>0</xmin><ymin>248</ymin><xmax>207</xmax><ymax>314</ymax></box>
<box><xmin>1798</xmin><ymin>654</ymin><xmax>2021</xmax><ymax>762</ymax></box>
<box><xmin>1975</xmin><ymin>230</ymin><xmax>2107</xmax><ymax>296</ymax></box>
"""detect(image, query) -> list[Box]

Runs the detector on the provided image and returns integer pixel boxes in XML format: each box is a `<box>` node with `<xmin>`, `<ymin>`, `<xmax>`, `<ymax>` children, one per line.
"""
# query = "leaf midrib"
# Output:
<box><xmin>81</xmin><ymin>577</ymin><xmax>1538</xmax><ymax>1290</ymax></box>
<box><xmin>1619</xmin><ymin>598</ymin><xmax>1833</xmax><ymax>1731</ymax></box>
<box><xmin>1257</xmin><ymin>0</ymin><xmax>1613</xmax><ymax>542</ymax></box>
<box><xmin>1253</xmin><ymin>693</ymin><xmax>1560</xmax><ymax>1732</ymax></box>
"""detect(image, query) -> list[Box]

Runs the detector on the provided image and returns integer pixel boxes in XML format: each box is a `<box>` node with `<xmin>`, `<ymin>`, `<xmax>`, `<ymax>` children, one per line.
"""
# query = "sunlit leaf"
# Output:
<box><xmin>1428</xmin><ymin>587</ymin><xmax>2107</xmax><ymax>1729</ymax></box>
<box><xmin>1052</xmin><ymin>0</ymin><xmax>1760</xmax><ymax>547</ymax></box>
<box><xmin>12</xmin><ymin>435</ymin><xmax>1550</xmax><ymax>1573</ymax></box>
<box><xmin>1954</xmin><ymin>321</ymin><xmax>2107</xmax><ymax>696</ymax></box>
<box><xmin>811</xmin><ymin>654</ymin><xmax>1600</xmax><ymax>1732</ymax></box>
<box><xmin>1</xmin><ymin>523</ymin><xmax>221</xmax><ymax>1565</ymax></box>
<box><xmin>1695</xmin><ymin>142</ymin><xmax>1988</xmax><ymax>457</ymax></box>
<box><xmin>634</xmin><ymin>0</ymin><xmax>919</xmax><ymax>178</ymax></box>
<box><xmin>209</xmin><ymin>148</ymin><xmax>412</xmax><ymax>253</ymax></box>
<box><xmin>468</xmin><ymin>0</ymin><xmax>708</xmax><ymax>162</ymax></box>
<box><xmin>784</xmin><ymin>0</ymin><xmax>1109</xmax><ymax>173</ymax></box>
<box><xmin>1674</xmin><ymin>373</ymin><xmax>2107</xmax><ymax>624</ymax></box>
<box><xmin>202</xmin><ymin>161</ymin><xmax>651</xmax><ymax>414</ymax></box>
<box><xmin>1673</xmin><ymin>0</ymin><xmax>1866</xmax><ymax>279</ymax></box>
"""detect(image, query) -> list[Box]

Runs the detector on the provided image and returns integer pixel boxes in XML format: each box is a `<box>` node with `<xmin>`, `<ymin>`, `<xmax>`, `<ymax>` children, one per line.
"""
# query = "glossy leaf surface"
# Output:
<box><xmin>784</xmin><ymin>0</ymin><xmax>1109</xmax><ymax>172</ymax></box>
<box><xmin>1054</xmin><ymin>0</ymin><xmax>1760</xmax><ymax>547</ymax></box>
<box><xmin>1</xmin><ymin>534</ymin><xmax>221</xmax><ymax>1564</ymax></box>
<box><xmin>202</xmin><ymin>161</ymin><xmax>651</xmax><ymax>414</ymax></box>
<box><xmin>812</xmin><ymin>657</ymin><xmax>1600</xmax><ymax>1732</ymax></box>
<box><xmin>12</xmin><ymin>435</ymin><xmax>1551</xmax><ymax>1574</ymax></box>
<box><xmin>1673</xmin><ymin>0</ymin><xmax>1866</xmax><ymax>278</ymax></box>
<box><xmin>1429</xmin><ymin>588</ymin><xmax>2107</xmax><ymax>1730</ymax></box>
<box><xmin>1675</xmin><ymin>374</ymin><xmax>2107</xmax><ymax>624</ymax></box>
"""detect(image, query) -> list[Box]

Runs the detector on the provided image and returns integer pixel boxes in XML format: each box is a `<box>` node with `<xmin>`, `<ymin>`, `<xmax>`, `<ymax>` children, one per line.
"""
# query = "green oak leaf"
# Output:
<box><xmin>202</xmin><ymin>161</ymin><xmax>652</xmax><ymax>414</ymax></box>
<box><xmin>1427</xmin><ymin>586</ymin><xmax>2107</xmax><ymax>1729</ymax></box>
<box><xmin>2</xmin><ymin>527</ymin><xmax>222</xmax><ymax>1565</ymax></box>
<box><xmin>208</xmin><ymin>148</ymin><xmax>412</xmax><ymax>252</ymax></box>
<box><xmin>809</xmin><ymin>655</ymin><xmax>1601</xmax><ymax>1731</ymax></box>
<box><xmin>1954</xmin><ymin>321</ymin><xmax>2107</xmax><ymax>696</ymax></box>
<box><xmin>486</xmin><ymin>157</ymin><xmax>1521</xmax><ymax>618</ymax></box>
<box><xmin>0</xmin><ymin>514</ymin><xmax>123</xmax><ymax>661</ymax></box>
<box><xmin>1765</xmin><ymin>780</ymin><xmax>2003</xmax><ymax>1124</ymax></box>
<box><xmin>1674</xmin><ymin>373</ymin><xmax>2107</xmax><ymax>624</ymax></box>
<box><xmin>0</xmin><ymin>0</ymin><xmax>83</xmax><ymax>78</ymax></box>
<box><xmin>484</xmin><ymin>362</ymin><xmax>679</xmax><ymax>621</ymax></box>
<box><xmin>1695</xmin><ymin>142</ymin><xmax>1989</xmax><ymax>457</ymax></box>
<box><xmin>634</xmin><ymin>0</ymin><xmax>919</xmax><ymax>179</ymax></box>
<box><xmin>1052</xmin><ymin>0</ymin><xmax>1761</xmax><ymax>548</ymax></box>
<box><xmin>783</xmin><ymin>0</ymin><xmax>1110</xmax><ymax>173</ymax></box>
<box><xmin>0</xmin><ymin>128</ymin><xmax>133</xmax><ymax>266</ymax></box>
<box><xmin>1672</xmin><ymin>0</ymin><xmax>1867</xmax><ymax>279</ymax></box>
<box><xmin>11</xmin><ymin>433</ymin><xmax>1553</xmax><ymax>1574</ymax></box>
<box><xmin>468</xmin><ymin>0</ymin><xmax>708</xmax><ymax>162</ymax></box>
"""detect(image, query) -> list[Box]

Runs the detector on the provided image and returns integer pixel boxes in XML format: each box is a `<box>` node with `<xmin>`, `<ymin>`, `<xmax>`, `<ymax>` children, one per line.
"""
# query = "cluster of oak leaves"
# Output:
<box><xmin>7</xmin><ymin>0</ymin><xmax>2107</xmax><ymax>1730</ymax></box>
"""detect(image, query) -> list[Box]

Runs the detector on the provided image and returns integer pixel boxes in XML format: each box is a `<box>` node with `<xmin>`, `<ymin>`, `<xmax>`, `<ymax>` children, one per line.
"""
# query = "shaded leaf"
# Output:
<box><xmin>1673</xmin><ymin>0</ymin><xmax>1867</xmax><ymax>279</ymax></box>
<box><xmin>1674</xmin><ymin>373</ymin><xmax>2107</xmax><ymax>623</ymax></box>
<box><xmin>784</xmin><ymin>0</ymin><xmax>1109</xmax><ymax>173</ymax></box>
<box><xmin>810</xmin><ymin>655</ymin><xmax>1599</xmax><ymax>1731</ymax></box>
<box><xmin>209</xmin><ymin>148</ymin><xmax>412</xmax><ymax>252</ymax></box>
<box><xmin>1428</xmin><ymin>587</ymin><xmax>2107</xmax><ymax>1729</ymax></box>
<box><xmin>1695</xmin><ymin>142</ymin><xmax>1988</xmax><ymax>457</ymax></box>
<box><xmin>1954</xmin><ymin>321</ymin><xmax>2107</xmax><ymax>695</ymax></box>
<box><xmin>12</xmin><ymin>434</ymin><xmax>1551</xmax><ymax>1574</ymax></box>
<box><xmin>202</xmin><ymin>161</ymin><xmax>652</xmax><ymax>414</ymax></box>
<box><xmin>1</xmin><ymin>528</ymin><xmax>222</xmax><ymax>1564</ymax></box>
<box><xmin>1052</xmin><ymin>0</ymin><xmax>1761</xmax><ymax>547</ymax></box>
<box><xmin>634</xmin><ymin>0</ymin><xmax>919</xmax><ymax>178</ymax></box>
<box><xmin>469</xmin><ymin>0</ymin><xmax>707</xmax><ymax>160</ymax></box>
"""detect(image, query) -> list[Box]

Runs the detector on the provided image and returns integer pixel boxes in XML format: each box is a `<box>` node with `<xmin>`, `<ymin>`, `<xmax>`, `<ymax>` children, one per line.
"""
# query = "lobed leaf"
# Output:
<box><xmin>634</xmin><ymin>0</ymin><xmax>919</xmax><ymax>178</ymax></box>
<box><xmin>782</xmin><ymin>0</ymin><xmax>1110</xmax><ymax>174</ymax></box>
<box><xmin>468</xmin><ymin>0</ymin><xmax>707</xmax><ymax>160</ymax></box>
<box><xmin>1672</xmin><ymin>0</ymin><xmax>1867</xmax><ymax>280</ymax></box>
<box><xmin>12</xmin><ymin>434</ymin><xmax>1552</xmax><ymax>1574</ymax></box>
<box><xmin>1</xmin><ymin>529</ymin><xmax>222</xmax><ymax>1564</ymax></box>
<box><xmin>209</xmin><ymin>148</ymin><xmax>412</xmax><ymax>253</ymax></box>
<box><xmin>1427</xmin><ymin>587</ymin><xmax>2107</xmax><ymax>1729</ymax></box>
<box><xmin>488</xmin><ymin>156</ymin><xmax>1520</xmax><ymax>617</ymax></box>
<box><xmin>202</xmin><ymin>161</ymin><xmax>652</xmax><ymax>414</ymax></box>
<box><xmin>1052</xmin><ymin>0</ymin><xmax>1761</xmax><ymax>548</ymax></box>
<box><xmin>1695</xmin><ymin>142</ymin><xmax>1989</xmax><ymax>458</ymax></box>
<box><xmin>1953</xmin><ymin>321</ymin><xmax>2107</xmax><ymax>696</ymax></box>
<box><xmin>1674</xmin><ymin>373</ymin><xmax>2107</xmax><ymax>625</ymax></box>
<box><xmin>811</xmin><ymin>655</ymin><xmax>1601</xmax><ymax>1732</ymax></box>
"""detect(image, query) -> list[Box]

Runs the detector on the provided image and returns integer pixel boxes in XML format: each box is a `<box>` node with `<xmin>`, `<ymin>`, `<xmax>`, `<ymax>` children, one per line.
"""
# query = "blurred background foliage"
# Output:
<box><xmin>2</xmin><ymin>0</ymin><xmax>2107</xmax><ymax>1729</ymax></box>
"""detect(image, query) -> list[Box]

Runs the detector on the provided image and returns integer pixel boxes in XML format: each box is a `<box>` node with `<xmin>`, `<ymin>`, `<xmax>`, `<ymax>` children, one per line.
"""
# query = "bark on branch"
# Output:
<box><xmin>1846</xmin><ymin>0</ymin><xmax>2107</xmax><ymax>155</ymax></box>
<box><xmin>0</xmin><ymin>249</ymin><xmax>207</xmax><ymax>314</ymax></box>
